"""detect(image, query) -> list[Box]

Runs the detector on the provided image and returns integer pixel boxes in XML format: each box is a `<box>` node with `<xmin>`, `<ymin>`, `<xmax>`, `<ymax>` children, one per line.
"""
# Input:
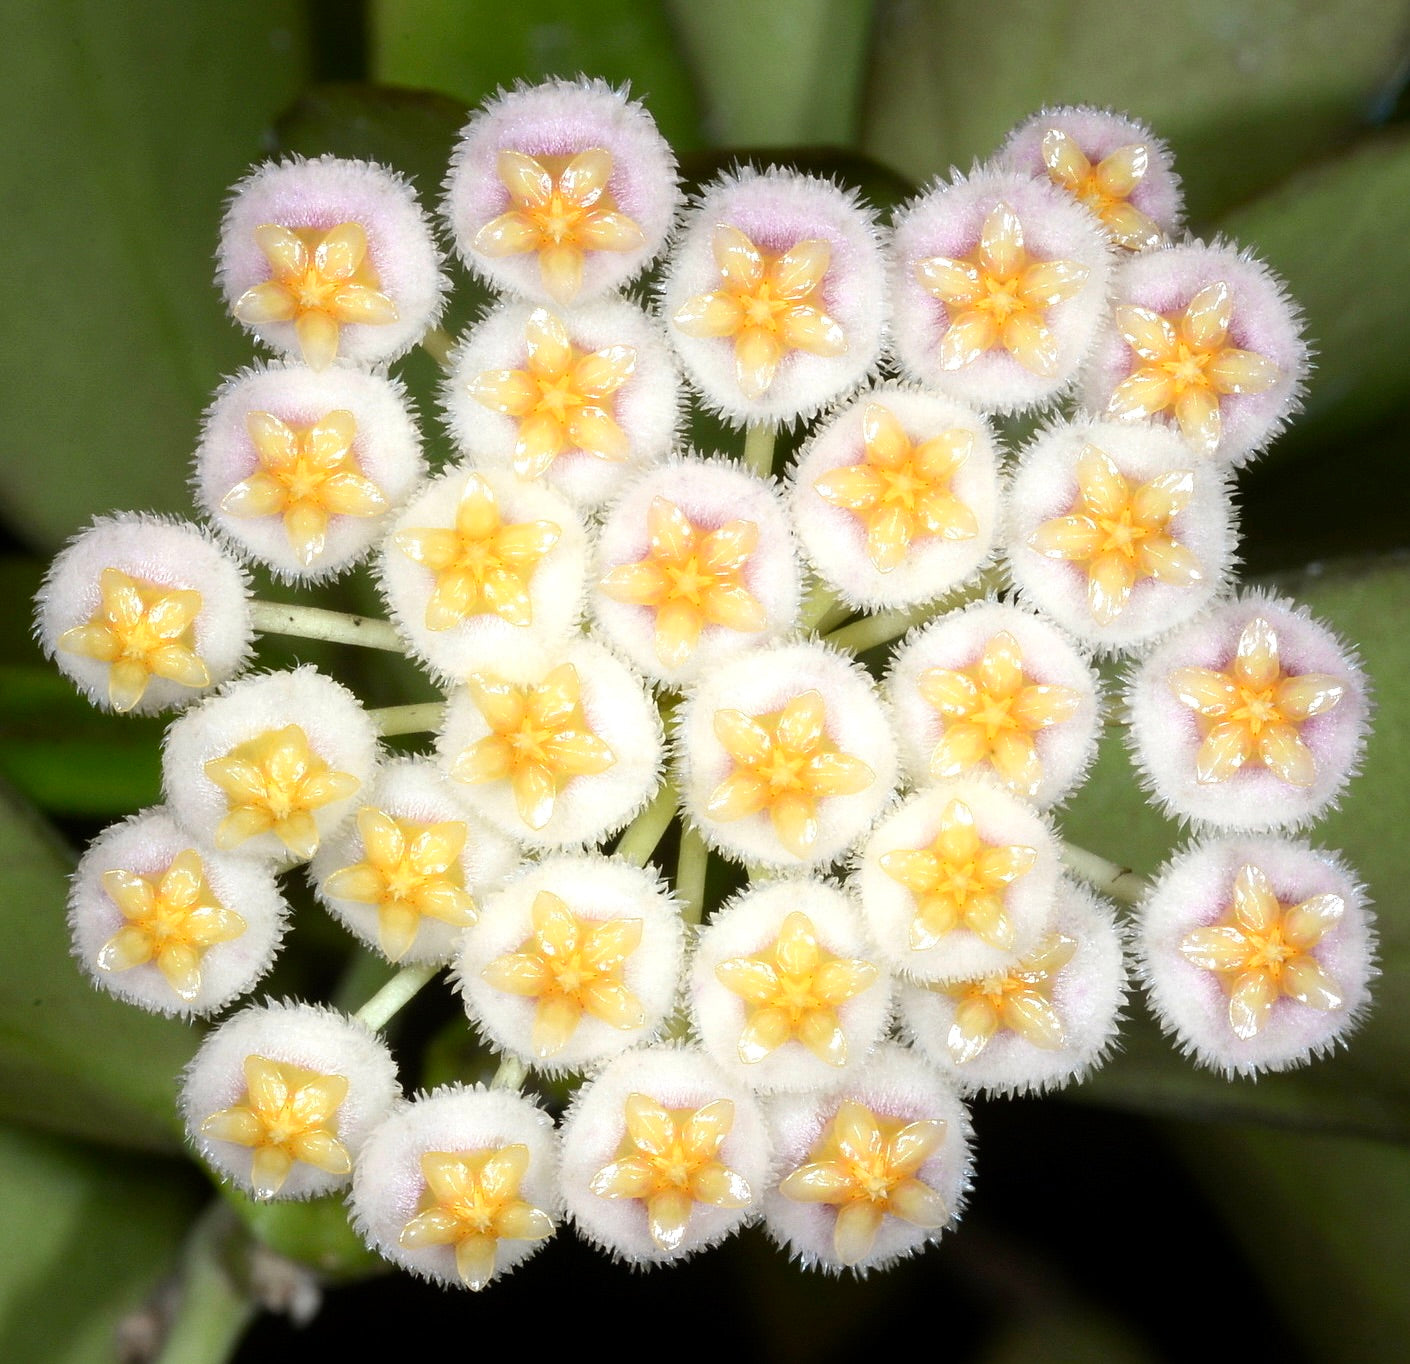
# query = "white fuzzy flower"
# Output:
<box><xmin>456</xmin><ymin>854</ymin><xmax>685</xmax><ymax>1074</ymax></box>
<box><xmin>194</xmin><ymin>362</ymin><xmax>425</xmax><ymax>581</ymax></box>
<box><xmin>1125</xmin><ymin>591</ymin><xmax>1370</xmax><ymax>831</ymax></box>
<box><xmin>219</xmin><ymin>155</ymin><xmax>447</xmax><ymax>370</ymax></box>
<box><xmin>660</xmin><ymin>167</ymin><xmax>888</xmax><ymax>425</ymax></box>
<box><xmin>1137</xmin><ymin>837</ymin><xmax>1374</xmax><ymax>1077</ymax></box>
<box><xmin>351</xmin><ymin>1084</ymin><xmax>560</xmax><ymax>1290</ymax></box>
<box><xmin>36</xmin><ymin>514</ymin><xmax>253</xmax><ymax>716</ymax></box>
<box><xmin>182</xmin><ymin>999</ymin><xmax>399</xmax><ymax>1201</ymax></box>
<box><xmin>762</xmin><ymin>1042</ymin><xmax>972</xmax><ymax>1274</ymax></box>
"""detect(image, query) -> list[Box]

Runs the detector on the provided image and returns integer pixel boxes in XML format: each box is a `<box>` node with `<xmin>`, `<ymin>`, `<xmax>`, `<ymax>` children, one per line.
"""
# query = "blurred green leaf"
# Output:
<box><xmin>1065</xmin><ymin>558</ymin><xmax>1410</xmax><ymax>1140</ymax></box>
<box><xmin>370</xmin><ymin>0</ymin><xmax>703</xmax><ymax>148</ymax></box>
<box><xmin>861</xmin><ymin>0</ymin><xmax>1409</xmax><ymax>220</ymax></box>
<box><xmin>666</xmin><ymin>0</ymin><xmax>875</xmax><ymax>147</ymax></box>
<box><xmin>222</xmin><ymin>1186</ymin><xmax>385</xmax><ymax>1280</ymax></box>
<box><xmin>0</xmin><ymin>2</ymin><xmax>310</xmax><ymax>551</ymax></box>
<box><xmin>0</xmin><ymin>1124</ymin><xmax>200</xmax><ymax>1363</ymax></box>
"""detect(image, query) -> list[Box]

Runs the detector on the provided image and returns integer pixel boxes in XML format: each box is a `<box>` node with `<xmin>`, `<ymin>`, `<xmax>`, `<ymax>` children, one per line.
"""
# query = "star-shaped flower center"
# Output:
<box><xmin>200</xmin><ymin>1054</ymin><xmax>351</xmax><ymax>1199</ymax></box>
<box><xmin>399</xmin><ymin>1145</ymin><xmax>555</xmax><ymax>1290</ymax></box>
<box><xmin>1168</xmin><ymin>616</ymin><xmax>1346</xmax><ymax>787</ymax></box>
<box><xmin>1041</xmin><ymin>129</ymin><xmax>1161</xmax><ymax>250</ymax></box>
<box><xmin>96</xmin><ymin>849</ymin><xmax>246</xmax><ymax>1001</ymax></box>
<box><xmin>714</xmin><ymin>910</ymin><xmax>879</xmax><ymax>1067</ymax></box>
<box><xmin>1107</xmin><ymin>281</ymin><xmax>1281</xmax><ymax>456</ymax></box>
<box><xmin>916</xmin><ymin>202</ymin><xmax>1090</xmax><ymax>377</ymax></box>
<box><xmin>938</xmin><ymin>931</ymin><xmax>1076</xmax><ymax>1063</ymax></box>
<box><xmin>599</xmin><ymin>497</ymin><xmax>767</xmax><ymax>669</ymax></box>
<box><xmin>1179</xmin><ymin>862</ymin><xmax>1345</xmax><ymax>1040</ymax></box>
<box><xmin>673</xmin><ymin>225</ymin><xmax>846</xmax><ymax>400</ymax></box>
<box><xmin>1028</xmin><ymin>443</ymin><xmax>1203</xmax><ymax>625</ymax></box>
<box><xmin>778</xmin><ymin>1099</ymin><xmax>949</xmax><ymax>1266</ymax></box>
<box><xmin>878</xmin><ymin>798</ymin><xmax>1038</xmax><ymax>952</ymax></box>
<box><xmin>233</xmin><ymin>221</ymin><xmax>397</xmax><ymax>371</ymax></box>
<box><xmin>221</xmin><ymin>409</ymin><xmax>386</xmax><ymax>566</ymax></box>
<box><xmin>588</xmin><ymin>1094</ymin><xmax>752</xmax><ymax>1253</ymax></box>
<box><xmin>204</xmin><ymin>723</ymin><xmax>360</xmax><ymax>860</ymax></box>
<box><xmin>451</xmin><ymin>664</ymin><xmax>615</xmax><ymax>831</ymax></box>
<box><xmin>813</xmin><ymin>404</ymin><xmax>978</xmax><ymax>572</ymax></box>
<box><xmin>471</xmin><ymin>308</ymin><xmax>637</xmax><ymax>479</ymax></box>
<box><xmin>706</xmin><ymin>690</ymin><xmax>875</xmax><ymax>858</ymax></box>
<box><xmin>58</xmin><ymin>567</ymin><xmax>209</xmax><ymax>713</ymax></box>
<box><xmin>918</xmin><ymin>632</ymin><xmax>1082</xmax><ymax>798</ymax></box>
<box><xmin>473</xmin><ymin>148</ymin><xmax>646</xmax><ymax>305</ymax></box>
<box><xmin>481</xmin><ymin>889</ymin><xmax>645</xmax><ymax>1058</ymax></box>
<box><xmin>394</xmin><ymin>472</ymin><xmax>561</xmax><ymax>631</ymax></box>
<box><xmin>322</xmin><ymin>808</ymin><xmax>475</xmax><ymax>962</ymax></box>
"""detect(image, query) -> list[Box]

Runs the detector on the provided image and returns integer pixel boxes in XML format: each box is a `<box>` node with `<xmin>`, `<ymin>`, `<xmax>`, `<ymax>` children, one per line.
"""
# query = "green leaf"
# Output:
<box><xmin>860</xmin><ymin>0</ymin><xmax>1409</xmax><ymax>221</ymax></box>
<box><xmin>0</xmin><ymin>1124</ymin><xmax>200</xmax><ymax>1363</ymax></box>
<box><xmin>0</xmin><ymin>2</ymin><xmax>310</xmax><ymax>551</ymax></box>
<box><xmin>221</xmin><ymin>1186</ymin><xmax>385</xmax><ymax>1280</ymax></box>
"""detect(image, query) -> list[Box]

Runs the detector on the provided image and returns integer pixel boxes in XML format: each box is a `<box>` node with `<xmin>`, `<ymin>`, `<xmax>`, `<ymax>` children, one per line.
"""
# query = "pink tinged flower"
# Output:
<box><xmin>557</xmin><ymin>1046</ymin><xmax>771</xmax><ymax>1266</ymax></box>
<box><xmin>689</xmin><ymin>878</ymin><xmax>892</xmax><ymax>1094</ymax></box>
<box><xmin>762</xmin><ymin>1043</ymin><xmax>973</xmax><ymax>1274</ymax></box>
<box><xmin>1137</xmin><ymin>837</ymin><xmax>1375</xmax><ymax>1077</ymax></box>
<box><xmin>891</xmin><ymin>168</ymin><xmax>1112</xmax><ymax>414</ymax></box>
<box><xmin>1082</xmin><ymin>240</ymin><xmax>1308</xmax><ymax>467</ymax></box>
<box><xmin>997</xmin><ymin>106</ymin><xmax>1184</xmax><ymax>251</ymax></box>
<box><xmin>37</xmin><ymin>514</ymin><xmax>253</xmax><ymax>717</ymax></box>
<box><xmin>444</xmin><ymin>78</ymin><xmax>678</xmax><ymax>307</ymax></box>
<box><xmin>350</xmin><ymin>1085</ymin><xmax>560</xmax><ymax>1290</ymax></box>
<box><xmin>455</xmin><ymin>854</ymin><xmax>684</xmax><ymax>1075</ymax></box>
<box><xmin>792</xmin><ymin>385</ymin><xmax>1002</xmax><ymax>612</ymax></box>
<box><xmin>69</xmin><ymin>806</ymin><xmax>287</xmax><ymax>1017</ymax></box>
<box><xmin>182</xmin><ymin>1000</ymin><xmax>399</xmax><ymax>1202</ymax></box>
<box><xmin>886</xmin><ymin>600</ymin><xmax>1102</xmax><ymax>810</ymax></box>
<box><xmin>1126</xmin><ymin>593</ymin><xmax>1370</xmax><ymax>832</ymax></box>
<box><xmin>1007</xmin><ymin>417</ymin><xmax>1234</xmax><ymax>650</ymax></box>
<box><xmin>195</xmin><ymin>364</ymin><xmax>425</xmax><ymax>582</ymax></box>
<box><xmin>659</xmin><ymin>167</ymin><xmax>888</xmax><ymax>425</ymax></box>
<box><xmin>678</xmin><ymin>641</ymin><xmax>899</xmax><ymax>871</ymax></box>
<box><xmin>219</xmin><ymin>155</ymin><xmax>447</xmax><ymax>370</ymax></box>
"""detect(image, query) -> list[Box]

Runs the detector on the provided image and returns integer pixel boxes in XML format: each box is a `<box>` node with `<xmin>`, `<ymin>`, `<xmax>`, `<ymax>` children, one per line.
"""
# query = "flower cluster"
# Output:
<box><xmin>40</xmin><ymin>82</ymin><xmax>1373</xmax><ymax>1296</ymax></box>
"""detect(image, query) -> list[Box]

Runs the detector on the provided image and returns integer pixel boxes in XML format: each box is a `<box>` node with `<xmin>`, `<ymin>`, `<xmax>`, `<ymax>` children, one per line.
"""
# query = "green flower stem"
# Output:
<box><xmin>824</xmin><ymin>603</ymin><xmax>932</xmax><ymax>654</ymax></box>
<box><xmin>614</xmin><ymin>778</ymin><xmax>679</xmax><ymax>867</ymax></box>
<box><xmin>154</xmin><ymin>1205</ymin><xmax>256</xmax><ymax>1364</ymax></box>
<box><xmin>421</xmin><ymin>325</ymin><xmax>456</xmax><ymax>370</ymax></box>
<box><xmin>743</xmin><ymin>422</ymin><xmax>777</xmax><ymax>478</ymax></box>
<box><xmin>799</xmin><ymin>580</ymin><xmax>841</xmax><ymax>631</ymax></box>
<box><xmin>1060</xmin><ymin>842</ymin><xmax>1151</xmax><ymax>906</ymax></box>
<box><xmin>250</xmin><ymin>600</ymin><xmax>404</xmax><ymax>652</ymax></box>
<box><xmin>676</xmin><ymin>824</ymin><xmax>709</xmax><ymax>926</ymax></box>
<box><xmin>492</xmin><ymin>1054</ymin><xmax>527</xmax><ymax>1090</ymax></box>
<box><xmin>353</xmin><ymin>962</ymin><xmax>441</xmax><ymax>1030</ymax></box>
<box><xmin>370</xmin><ymin>701</ymin><xmax>447</xmax><ymax>737</ymax></box>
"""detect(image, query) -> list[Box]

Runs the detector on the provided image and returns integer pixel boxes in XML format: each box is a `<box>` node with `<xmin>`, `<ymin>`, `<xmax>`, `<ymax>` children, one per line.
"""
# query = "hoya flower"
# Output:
<box><xmin>161</xmin><ymin>665</ymin><xmax>378</xmax><ymax>864</ymax></box>
<box><xmin>69</xmin><ymin>806</ymin><xmax>287</xmax><ymax>1017</ymax></box>
<box><xmin>790</xmin><ymin>385</ymin><xmax>1002</xmax><ymax>611</ymax></box>
<box><xmin>437</xmin><ymin>637</ymin><xmax>663</xmax><ymax>849</ymax></box>
<box><xmin>890</xmin><ymin>167</ymin><xmax>1112</xmax><ymax>413</ymax></box>
<box><xmin>661</xmin><ymin>167</ymin><xmax>888</xmax><ymax>425</ymax></box>
<box><xmin>1006</xmin><ymin>416</ymin><xmax>1234</xmax><ymax>650</ymax></box>
<box><xmin>677</xmin><ymin>640</ymin><xmax>899</xmax><ymax>869</ymax></box>
<box><xmin>855</xmin><ymin>778</ymin><xmax>1061</xmax><ymax>983</ymax></box>
<box><xmin>558</xmin><ymin>1045</ymin><xmax>771</xmax><ymax>1265</ymax></box>
<box><xmin>898</xmin><ymin>877</ymin><xmax>1127</xmax><ymax>1097</ymax></box>
<box><xmin>182</xmin><ymin>999</ymin><xmax>399</xmax><ymax>1200</ymax></box>
<box><xmin>219</xmin><ymin>155</ymin><xmax>446</xmax><ymax>370</ymax></box>
<box><xmin>1137</xmin><ymin>837</ymin><xmax>1374</xmax><ymax>1076</ymax></box>
<box><xmin>1126</xmin><ymin>592</ymin><xmax>1370</xmax><ymax>831</ymax></box>
<box><xmin>1081</xmin><ymin>240</ymin><xmax>1308</xmax><ymax>465</ymax></box>
<box><xmin>309</xmin><ymin>758</ymin><xmax>518</xmax><ymax>965</ymax></box>
<box><xmin>996</xmin><ymin>106</ymin><xmax>1183</xmax><ymax>251</ymax></box>
<box><xmin>378</xmin><ymin>463</ymin><xmax>588</xmax><ymax>683</ymax></box>
<box><xmin>37</xmin><ymin>514</ymin><xmax>253</xmax><ymax>716</ymax></box>
<box><xmin>351</xmin><ymin>1085</ymin><xmax>560</xmax><ymax>1290</ymax></box>
<box><xmin>443</xmin><ymin>299</ymin><xmax>680</xmax><ymax>508</ymax></box>
<box><xmin>886</xmin><ymin>600</ymin><xmax>1101</xmax><ymax>808</ymax></box>
<box><xmin>444</xmin><ymin>78</ymin><xmax>678</xmax><ymax>306</ymax></box>
<box><xmin>689</xmin><ymin>877</ymin><xmax>891</xmax><ymax>1094</ymax></box>
<box><xmin>195</xmin><ymin>363</ymin><xmax>425</xmax><ymax>580</ymax></box>
<box><xmin>762</xmin><ymin>1043</ymin><xmax>972</xmax><ymax>1274</ymax></box>
<box><xmin>456</xmin><ymin>854</ymin><xmax>684</xmax><ymax>1073</ymax></box>
<box><xmin>593</xmin><ymin>457</ymin><xmax>802</xmax><ymax>685</ymax></box>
